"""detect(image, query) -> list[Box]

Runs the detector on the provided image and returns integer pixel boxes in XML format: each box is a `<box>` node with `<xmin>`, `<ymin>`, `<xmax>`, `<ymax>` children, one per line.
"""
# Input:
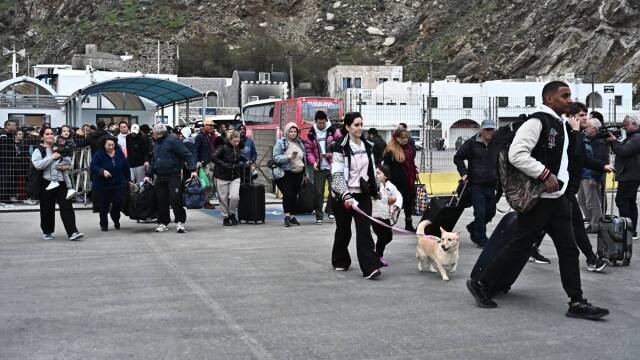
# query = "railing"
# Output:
<box><xmin>0</xmin><ymin>94</ymin><xmax>67</xmax><ymax>109</ymax></box>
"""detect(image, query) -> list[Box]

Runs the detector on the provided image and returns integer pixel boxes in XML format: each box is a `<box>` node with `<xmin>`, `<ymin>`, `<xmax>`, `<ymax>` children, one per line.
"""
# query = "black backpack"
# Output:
<box><xmin>26</xmin><ymin>146</ymin><xmax>46</xmax><ymax>200</ymax></box>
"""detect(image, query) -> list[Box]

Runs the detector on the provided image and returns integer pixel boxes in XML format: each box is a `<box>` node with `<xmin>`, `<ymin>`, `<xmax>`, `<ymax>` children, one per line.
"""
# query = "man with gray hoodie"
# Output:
<box><xmin>305</xmin><ymin>111</ymin><xmax>341</xmax><ymax>224</ymax></box>
<box><xmin>467</xmin><ymin>81</ymin><xmax>609</xmax><ymax>320</ymax></box>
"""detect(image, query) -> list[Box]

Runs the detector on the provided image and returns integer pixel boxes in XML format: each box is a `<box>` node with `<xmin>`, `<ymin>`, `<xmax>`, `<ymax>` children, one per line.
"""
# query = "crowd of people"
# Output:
<box><xmin>3</xmin><ymin>81</ymin><xmax>640</xmax><ymax>321</ymax></box>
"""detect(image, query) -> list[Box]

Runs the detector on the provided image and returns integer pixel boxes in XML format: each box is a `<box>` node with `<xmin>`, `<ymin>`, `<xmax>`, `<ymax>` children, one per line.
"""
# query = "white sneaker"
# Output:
<box><xmin>42</xmin><ymin>233</ymin><xmax>55</xmax><ymax>241</ymax></box>
<box><xmin>69</xmin><ymin>232</ymin><xmax>84</xmax><ymax>241</ymax></box>
<box><xmin>155</xmin><ymin>224</ymin><xmax>169</xmax><ymax>232</ymax></box>
<box><xmin>46</xmin><ymin>181</ymin><xmax>60</xmax><ymax>191</ymax></box>
<box><xmin>176</xmin><ymin>222</ymin><xmax>186</xmax><ymax>233</ymax></box>
<box><xmin>65</xmin><ymin>189</ymin><xmax>76</xmax><ymax>200</ymax></box>
<box><xmin>23</xmin><ymin>199</ymin><xmax>38</xmax><ymax>205</ymax></box>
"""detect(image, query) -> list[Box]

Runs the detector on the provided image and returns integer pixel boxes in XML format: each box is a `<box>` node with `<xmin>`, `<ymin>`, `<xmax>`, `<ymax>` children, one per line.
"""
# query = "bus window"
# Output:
<box><xmin>302</xmin><ymin>101</ymin><xmax>340</xmax><ymax>123</ymax></box>
<box><xmin>242</xmin><ymin>103</ymin><xmax>276</xmax><ymax>124</ymax></box>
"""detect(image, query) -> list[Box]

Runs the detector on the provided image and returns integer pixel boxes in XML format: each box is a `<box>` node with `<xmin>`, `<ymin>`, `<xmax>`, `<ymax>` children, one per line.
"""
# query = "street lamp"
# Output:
<box><xmin>2</xmin><ymin>45</ymin><xmax>26</xmax><ymax>79</ymax></box>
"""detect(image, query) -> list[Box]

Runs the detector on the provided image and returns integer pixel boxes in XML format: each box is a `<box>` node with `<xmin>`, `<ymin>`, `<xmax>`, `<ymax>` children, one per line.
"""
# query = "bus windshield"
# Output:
<box><xmin>302</xmin><ymin>101</ymin><xmax>341</xmax><ymax>123</ymax></box>
<box><xmin>242</xmin><ymin>102</ymin><xmax>276</xmax><ymax>124</ymax></box>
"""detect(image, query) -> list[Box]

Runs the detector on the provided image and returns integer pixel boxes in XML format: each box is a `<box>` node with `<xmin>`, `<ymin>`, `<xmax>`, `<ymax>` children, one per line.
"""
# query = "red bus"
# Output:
<box><xmin>241</xmin><ymin>97</ymin><xmax>343</xmax><ymax>138</ymax></box>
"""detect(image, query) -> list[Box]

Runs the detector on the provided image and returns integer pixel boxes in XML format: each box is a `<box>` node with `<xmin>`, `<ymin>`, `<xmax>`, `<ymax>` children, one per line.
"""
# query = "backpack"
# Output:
<box><xmin>183</xmin><ymin>178</ymin><xmax>205</xmax><ymax>209</ymax></box>
<box><xmin>26</xmin><ymin>146</ymin><xmax>46</xmax><ymax>200</ymax></box>
<box><xmin>267</xmin><ymin>139</ymin><xmax>288</xmax><ymax>180</ymax></box>
<box><xmin>495</xmin><ymin>113</ymin><xmax>549</xmax><ymax>213</ymax></box>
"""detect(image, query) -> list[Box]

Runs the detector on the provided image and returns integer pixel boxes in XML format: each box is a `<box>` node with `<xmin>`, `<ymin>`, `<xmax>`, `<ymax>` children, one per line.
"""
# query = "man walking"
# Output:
<box><xmin>608</xmin><ymin>115</ymin><xmax>640</xmax><ymax>240</ymax></box>
<box><xmin>195</xmin><ymin>119</ymin><xmax>219</xmax><ymax>208</ymax></box>
<box><xmin>126</xmin><ymin>124</ymin><xmax>150</xmax><ymax>184</ymax></box>
<box><xmin>454</xmin><ymin>119</ymin><xmax>497</xmax><ymax>247</ymax></box>
<box><xmin>305</xmin><ymin>111</ymin><xmax>341</xmax><ymax>224</ymax></box>
<box><xmin>367</xmin><ymin>128</ymin><xmax>387</xmax><ymax>165</ymax></box>
<box><xmin>145</xmin><ymin>123</ymin><xmax>197</xmax><ymax>233</ymax></box>
<box><xmin>467</xmin><ymin>81</ymin><xmax>609</xmax><ymax>319</ymax></box>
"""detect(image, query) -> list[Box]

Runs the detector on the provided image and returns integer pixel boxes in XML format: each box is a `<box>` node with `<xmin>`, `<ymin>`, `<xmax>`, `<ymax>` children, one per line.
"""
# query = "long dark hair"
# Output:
<box><xmin>342</xmin><ymin>112</ymin><xmax>362</xmax><ymax>135</ymax></box>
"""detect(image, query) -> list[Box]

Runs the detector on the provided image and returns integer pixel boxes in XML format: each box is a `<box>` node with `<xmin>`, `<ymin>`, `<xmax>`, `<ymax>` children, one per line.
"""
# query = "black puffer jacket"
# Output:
<box><xmin>148</xmin><ymin>133</ymin><xmax>196</xmax><ymax>177</ymax></box>
<box><xmin>612</xmin><ymin>130</ymin><xmax>640</xmax><ymax>182</ymax></box>
<box><xmin>453</xmin><ymin>133</ymin><xmax>498</xmax><ymax>186</ymax></box>
<box><xmin>211</xmin><ymin>142</ymin><xmax>247</xmax><ymax>181</ymax></box>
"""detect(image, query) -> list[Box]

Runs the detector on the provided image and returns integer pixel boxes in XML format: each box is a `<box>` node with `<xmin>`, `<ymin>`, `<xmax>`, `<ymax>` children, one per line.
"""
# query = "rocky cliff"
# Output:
<box><xmin>1</xmin><ymin>0</ymin><xmax>638</xmax><ymax>96</ymax></box>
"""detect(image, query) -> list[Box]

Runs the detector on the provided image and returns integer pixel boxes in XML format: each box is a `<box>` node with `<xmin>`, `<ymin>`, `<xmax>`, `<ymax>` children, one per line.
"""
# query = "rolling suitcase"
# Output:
<box><xmin>238</xmin><ymin>174</ymin><xmax>265</xmax><ymax>224</ymax></box>
<box><xmin>419</xmin><ymin>181</ymin><xmax>469</xmax><ymax>237</ymax></box>
<box><xmin>597</xmin><ymin>177</ymin><xmax>633</xmax><ymax>266</ymax></box>
<box><xmin>469</xmin><ymin>211</ymin><xmax>544</xmax><ymax>297</ymax></box>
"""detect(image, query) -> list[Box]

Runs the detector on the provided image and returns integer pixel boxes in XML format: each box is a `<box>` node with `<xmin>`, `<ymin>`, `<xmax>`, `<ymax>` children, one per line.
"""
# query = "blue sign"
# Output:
<box><xmin>205</xmin><ymin>108</ymin><xmax>217</xmax><ymax>115</ymax></box>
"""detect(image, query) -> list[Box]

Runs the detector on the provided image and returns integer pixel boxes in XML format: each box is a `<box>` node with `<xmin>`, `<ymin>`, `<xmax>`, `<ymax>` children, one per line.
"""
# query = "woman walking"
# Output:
<box><xmin>211</xmin><ymin>130</ymin><xmax>246</xmax><ymax>226</ymax></box>
<box><xmin>91</xmin><ymin>137</ymin><xmax>130</xmax><ymax>231</ymax></box>
<box><xmin>330</xmin><ymin>112</ymin><xmax>382</xmax><ymax>279</ymax></box>
<box><xmin>31</xmin><ymin>127</ymin><xmax>84</xmax><ymax>241</ymax></box>
<box><xmin>272</xmin><ymin>122</ymin><xmax>307</xmax><ymax>227</ymax></box>
<box><xmin>383</xmin><ymin>127</ymin><xmax>418</xmax><ymax>232</ymax></box>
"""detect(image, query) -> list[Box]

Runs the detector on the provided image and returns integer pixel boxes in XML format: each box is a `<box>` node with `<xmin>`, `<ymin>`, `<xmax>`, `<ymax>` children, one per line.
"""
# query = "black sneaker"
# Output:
<box><xmin>223</xmin><ymin>217</ymin><xmax>232</xmax><ymax>226</ymax></box>
<box><xmin>114</xmin><ymin>221</ymin><xmax>120</xmax><ymax>230</ymax></box>
<box><xmin>364</xmin><ymin>268</ymin><xmax>382</xmax><ymax>280</ymax></box>
<box><xmin>529</xmin><ymin>249</ymin><xmax>551</xmax><ymax>264</ymax></box>
<box><xmin>633</xmin><ymin>232</ymin><xmax>638</xmax><ymax>241</ymax></box>
<box><xmin>587</xmin><ymin>257</ymin><xmax>608</xmax><ymax>273</ymax></box>
<box><xmin>230</xmin><ymin>214</ymin><xmax>239</xmax><ymax>225</ymax></box>
<box><xmin>466</xmin><ymin>279</ymin><xmax>498</xmax><ymax>308</ymax></box>
<box><xmin>566</xmin><ymin>299</ymin><xmax>609</xmax><ymax>320</ymax></box>
<box><xmin>405</xmin><ymin>222</ymin><xmax>416</xmax><ymax>233</ymax></box>
<box><xmin>290</xmin><ymin>217</ymin><xmax>300</xmax><ymax>226</ymax></box>
<box><xmin>284</xmin><ymin>216</ymin><xmax>291</xmax><ymax>227</ymax></box>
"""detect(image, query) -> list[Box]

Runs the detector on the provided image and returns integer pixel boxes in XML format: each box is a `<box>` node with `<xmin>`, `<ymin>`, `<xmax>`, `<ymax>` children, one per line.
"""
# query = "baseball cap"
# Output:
<box><xmin>130</xmin><ymin>124</ymin><xmax>140</xmax><ymax>134</ymax></box>
<box><xmin>480</xmin><ymin>120</ymin><xmax>496</xmax><ymax>129</ymax></box>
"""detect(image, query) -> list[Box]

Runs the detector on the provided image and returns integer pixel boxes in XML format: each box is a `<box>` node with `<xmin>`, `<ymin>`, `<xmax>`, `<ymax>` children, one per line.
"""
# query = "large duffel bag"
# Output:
<box><xmin>127</xmin><ymin>181</ymin><xmax>158</xmax><ymax>220</ymax></box>
<box><xmin>419</xmin><ymin>181</ymin><xmax>469</xmax><ymax>237</ymax></box>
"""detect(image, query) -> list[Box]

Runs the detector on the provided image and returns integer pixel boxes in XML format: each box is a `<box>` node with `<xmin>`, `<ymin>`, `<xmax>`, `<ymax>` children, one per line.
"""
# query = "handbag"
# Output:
<box><xmin>413</xmin><ymin>178</ymin><xmax>429</xmax><ymax>216</ymax></box>
<box><xmin>183</xmin><ymin>178</ymin><xmax>206</xmax><ymax>209</ymax></box>
<box><xmin>296</xmin><ymin>179</ymin><xmax>316</xmax><ymax>214</ymax></box>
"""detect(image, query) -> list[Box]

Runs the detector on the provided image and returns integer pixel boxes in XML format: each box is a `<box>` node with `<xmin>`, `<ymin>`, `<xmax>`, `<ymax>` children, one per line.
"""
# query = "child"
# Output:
<box><xmin>372</xmin><ymin>164</ymin><xmax>403</xmax><ymax>266</ymax></box>
<box><xmin>46</xmin><ymin>125</ymin><xmax>76</xmax><ymax>199</ymax></box>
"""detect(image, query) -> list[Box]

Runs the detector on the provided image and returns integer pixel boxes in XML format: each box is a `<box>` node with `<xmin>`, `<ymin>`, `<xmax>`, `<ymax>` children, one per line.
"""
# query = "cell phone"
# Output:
<box><xmin>292</xmin><ymin>151</ymin><xmax>298</xmax><ymax>157</ymax></box>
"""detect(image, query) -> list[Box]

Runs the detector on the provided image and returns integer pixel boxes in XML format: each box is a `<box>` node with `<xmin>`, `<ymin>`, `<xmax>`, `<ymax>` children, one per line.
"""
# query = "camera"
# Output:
<box><xmin>596</xmin><ymin>124</ymin><xmax>623</xmax><ymax>140</ymax></box>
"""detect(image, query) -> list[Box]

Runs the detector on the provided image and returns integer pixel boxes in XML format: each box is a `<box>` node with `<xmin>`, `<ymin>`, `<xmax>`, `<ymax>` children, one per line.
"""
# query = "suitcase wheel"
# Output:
<box><xmin>611</xmin><ymin>260</ymin><xmax>618</xmax><ymax>267</ymax></box>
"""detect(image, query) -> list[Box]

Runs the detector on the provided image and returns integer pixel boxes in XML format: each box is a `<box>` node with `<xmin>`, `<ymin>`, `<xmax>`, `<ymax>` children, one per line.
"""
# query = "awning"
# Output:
<box><xmin>70</xmin><ymin>77</ymin><xmax>203</xmax><ymax>107</ymax></box>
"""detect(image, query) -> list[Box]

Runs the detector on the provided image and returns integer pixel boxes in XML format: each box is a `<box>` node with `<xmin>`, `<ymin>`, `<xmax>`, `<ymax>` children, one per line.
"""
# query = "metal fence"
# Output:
<box><xmin>342</xmin><ymin>91</ymin><xmax>639</xmax><ymax>173</ymax></box>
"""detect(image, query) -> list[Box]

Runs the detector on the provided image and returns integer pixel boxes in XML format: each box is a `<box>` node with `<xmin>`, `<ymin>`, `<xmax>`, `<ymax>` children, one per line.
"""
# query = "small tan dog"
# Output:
<box><xmin>415</xmin><ymin>220</ymin><xmax>460</xmax><ymax>281</ymax></box>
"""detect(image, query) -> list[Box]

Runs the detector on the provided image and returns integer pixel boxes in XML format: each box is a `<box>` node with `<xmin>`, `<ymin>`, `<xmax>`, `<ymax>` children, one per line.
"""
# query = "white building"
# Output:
<box><xmin>345</xmin><ymin>74</ymin><xmax>636</xmax><ymax>147</ymax></box>
<box><xmin>0</xmin><ymin>76</ymin><xmax>65</xmax><ymax>126</ymax></box>
<box><xmin>327</xmin><ymin>65</ymin><xmax>403</xmax><ymax>97</ymax></box>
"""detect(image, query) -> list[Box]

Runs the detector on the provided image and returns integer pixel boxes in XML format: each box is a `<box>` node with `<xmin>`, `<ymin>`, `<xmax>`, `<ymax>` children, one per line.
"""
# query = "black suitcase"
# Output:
<box><xmin>597</xmin><ymin>179</ymin><xmax>633</xmax><ymax>266</ymax></box>
<box><xmin>470</xmin><ymin>211</ymin><xmax>545</xmax><ymax>297</ymax></box>
<box><xmin>238</xmin><ymin>176</ymin><xmax>265</xmax><ymax>224</ymax></box>
<box><xmin>419</xmin><ymin>181</ymin><xmax>469</xmax><ymax>236</ymax></box>
<box><xmin>128</xmin><ymin>182</ymin><xmax>158</xmax><ymax>220</ymax></box>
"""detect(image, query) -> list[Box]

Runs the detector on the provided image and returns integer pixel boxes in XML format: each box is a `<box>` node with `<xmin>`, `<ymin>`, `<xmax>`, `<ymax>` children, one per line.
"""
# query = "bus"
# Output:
<box><xmin>241</xmin><ymin>97</ymin><xmax>343</xmax><ymax>138</ymax></box>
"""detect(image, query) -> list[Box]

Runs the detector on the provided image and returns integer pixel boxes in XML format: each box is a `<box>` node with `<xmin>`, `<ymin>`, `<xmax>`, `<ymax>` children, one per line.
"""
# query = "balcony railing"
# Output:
<box><xmin>0</xmin><ymin>94</ymin><xmax>67</xmax><ymax>109</ymax></box>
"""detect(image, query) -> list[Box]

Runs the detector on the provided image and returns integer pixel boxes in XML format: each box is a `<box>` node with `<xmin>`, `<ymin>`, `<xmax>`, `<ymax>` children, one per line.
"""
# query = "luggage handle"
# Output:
<box><xmin>448</xmin><ymin>180</ymin><xmax>468</xmax><ymax>208</ymax></box>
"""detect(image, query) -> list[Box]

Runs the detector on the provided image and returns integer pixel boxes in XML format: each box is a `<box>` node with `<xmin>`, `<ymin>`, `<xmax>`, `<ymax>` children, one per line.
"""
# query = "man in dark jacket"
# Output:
<box><xmin>578</xmin><ymin>117</ymin><xmax>610</xmax><ymax>233</ymax></box>
<box><xmin>126</xmin><ymin>124</ymin><xmax>150</xmax><ymax>184</ymax></box>
<box><xmin>608</xmin><ymin>114</ymin><xmax>640</xmax><ymax>239</ymax></box>
<box><xmin>367</xmin><ymin>128</ymin><xmax>387</xmax><ymax>165</ymax></box>
<box><xmin>195</xmin><ymin>119</ymin><xmax>219</xmax><ymax>208</ymax></box>
<box><xmin>145</xmin><ymin>123</ymin><xmax>197</xmax><ymax>234</ymax></box>
<box><xmin>88</xmin><ymin>119</ymin><xmax>109</xmax><ymax>153</ymax></box>
<box><xmin>453</xmin><ymin>119</ymin><xmax>497</xmax><ymax>247</ymax></box>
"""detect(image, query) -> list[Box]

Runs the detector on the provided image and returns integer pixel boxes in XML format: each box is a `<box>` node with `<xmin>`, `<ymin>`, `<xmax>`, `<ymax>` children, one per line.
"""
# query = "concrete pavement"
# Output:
<box><xmin>1</xmin><ymin>203</ymin><xmax>639</xmax><ymax>359</ymax></box>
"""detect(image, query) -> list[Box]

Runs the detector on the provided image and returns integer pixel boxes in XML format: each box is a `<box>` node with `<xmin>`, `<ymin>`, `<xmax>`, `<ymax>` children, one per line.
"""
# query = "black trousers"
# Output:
<box><xmin>39</xmin><ymin>180</ymin><xmax>79</xmax><ymax>237</ymax></box>
<box><xmin>99</xmin><ymin>187</ymin><xmax>125</xmax><ymax>228</ymax></box>
<box><xmin>616</xmin><ymin>180</ymin><xmax>640</xmax><ymax>233</ymax></box>
<box><xmin>331</xmin><ymin>193</ymin><xmax>382</xmax><ymax>276</ymax></box>
<box><xmin>402</xmin><ymin>187</ymin><xmax>415</xmax><ymax>223</ymax></box>
<box><xmin>568</xmin><ymin>193</ymin><xmax>597</xmax><ymax>263</ymax></box>
<box><xmin>372</xmin><ymin>218</ymin><xmax>393</xmax><ymax>257</ymax></box>
<box><xmin>277</xmin><ymin>171</ymin><xmax>304</xmax><ymax>215</ymax></box>
<box><xmin>480</xmin><ymin>196</ymin><xmax>583</xmax><ymax>302</ymax></box>
<box><xmin>155</xmin><ymin>173</ymin><xmax>186</xmax><ymax>225</ymax></box>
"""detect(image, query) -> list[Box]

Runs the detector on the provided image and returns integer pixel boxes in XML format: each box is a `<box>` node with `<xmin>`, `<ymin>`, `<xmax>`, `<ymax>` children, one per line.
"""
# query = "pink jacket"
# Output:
<box><xmin>305</xmin><ymin>124</ymin><xmax>341</xmax><ymax>168</ymax></box>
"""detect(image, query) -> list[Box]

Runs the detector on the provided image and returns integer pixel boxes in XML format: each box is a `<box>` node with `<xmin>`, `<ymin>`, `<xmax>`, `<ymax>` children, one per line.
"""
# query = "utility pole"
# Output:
<box><xmin>2</xmin><ymin>45</ymin><xmax>26</xmax><ymax>79</ymax></box>
<box><xmin>157</xmin><ymin>40</ymin><xmax>160</xmax><ymax>74</ymax></box>
<box><xmin>287</xmin><ymin>53</ymin><xmax>295</xmax><ymax>98</ymax></box>
<box><xmin>427</xmin><ymin>60</ymin><xmax>433</xmax><ymax>172</ymax></box>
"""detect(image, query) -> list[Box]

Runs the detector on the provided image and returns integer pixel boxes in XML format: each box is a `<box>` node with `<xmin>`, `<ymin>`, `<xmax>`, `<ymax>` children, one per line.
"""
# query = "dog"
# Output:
<box><xmin>415</xmin><ymin>220</ymin><xmax>460</xmax><ymax>281</ymax></box>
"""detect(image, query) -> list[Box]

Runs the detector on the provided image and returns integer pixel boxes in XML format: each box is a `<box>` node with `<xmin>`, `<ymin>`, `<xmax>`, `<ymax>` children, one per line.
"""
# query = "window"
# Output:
<box><xmin>430</xmin><ymin>97</ymin><xmax>438</xmax><ymax>109</ymax></box>
<box><xmin>586</xmin><ymin>92</ymin><xmax>602</xmax><ymax>108</ymax></box>
<box><xmin>342</xmin><ymin>77</ymin><xmax>352</xmax><ymax>89</ymax></box>
<box><xmin>615</xmin><ymin>95</ymin><xmax>622</xmax><ymax>106</ymax></box>
<box><xmin>392</xmin><ymin>78</ymin><xmax>400</xmax><ymax>82</ymax></box>
<box><xmin>207</xmin><ymin>92</ymin><xmax>218</xmax><ymax>107</ymax></box>
<box><xmin>354</xmin><ymin>77</ymin><xmax>362</xmax><ymax>89</ymax></box>
<box><xmin>525</xmin><ymin>96</ymin><xmax>535</xmax><ymax>107</ymax></box>
<box><xmin>259</xmin><ymin>72</ymin><xmax>270</xmax><ymax>82</ymax></box>
<box><xmin>498</xmin><ymin>97</ymin><xmax>508</xmax><ymax>108</ymax></box>
<box><xmin>378</xmin><ymin>78</ymin><xmax>389</xmax><ymax>84</ymax></box>
<box><xmin>463</xmin><ymin>97</ymin><xmax>473</xmax><ymax>108</ymax></box>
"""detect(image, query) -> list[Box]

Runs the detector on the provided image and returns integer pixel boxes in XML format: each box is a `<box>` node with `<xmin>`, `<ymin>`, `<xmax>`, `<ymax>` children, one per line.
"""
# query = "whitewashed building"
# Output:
<box><xmin>345</xmin><ymin>74</ymin><xmax>636</xmax><ymax>147</ymax></box>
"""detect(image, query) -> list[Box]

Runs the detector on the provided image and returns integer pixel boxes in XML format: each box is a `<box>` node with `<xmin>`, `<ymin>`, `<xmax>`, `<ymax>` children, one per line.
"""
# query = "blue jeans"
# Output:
<box><xmin>468</xmin><ymin>184</ymin><xmax>496</xmax><ymax>244</ymax></box>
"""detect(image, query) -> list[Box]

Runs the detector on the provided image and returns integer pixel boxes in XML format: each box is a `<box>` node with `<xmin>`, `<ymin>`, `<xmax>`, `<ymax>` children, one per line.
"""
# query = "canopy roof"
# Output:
<box><xmin>73</xmin><ymin>77</ymin><xmax>203</xmax><ymax>107</ymax></box>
